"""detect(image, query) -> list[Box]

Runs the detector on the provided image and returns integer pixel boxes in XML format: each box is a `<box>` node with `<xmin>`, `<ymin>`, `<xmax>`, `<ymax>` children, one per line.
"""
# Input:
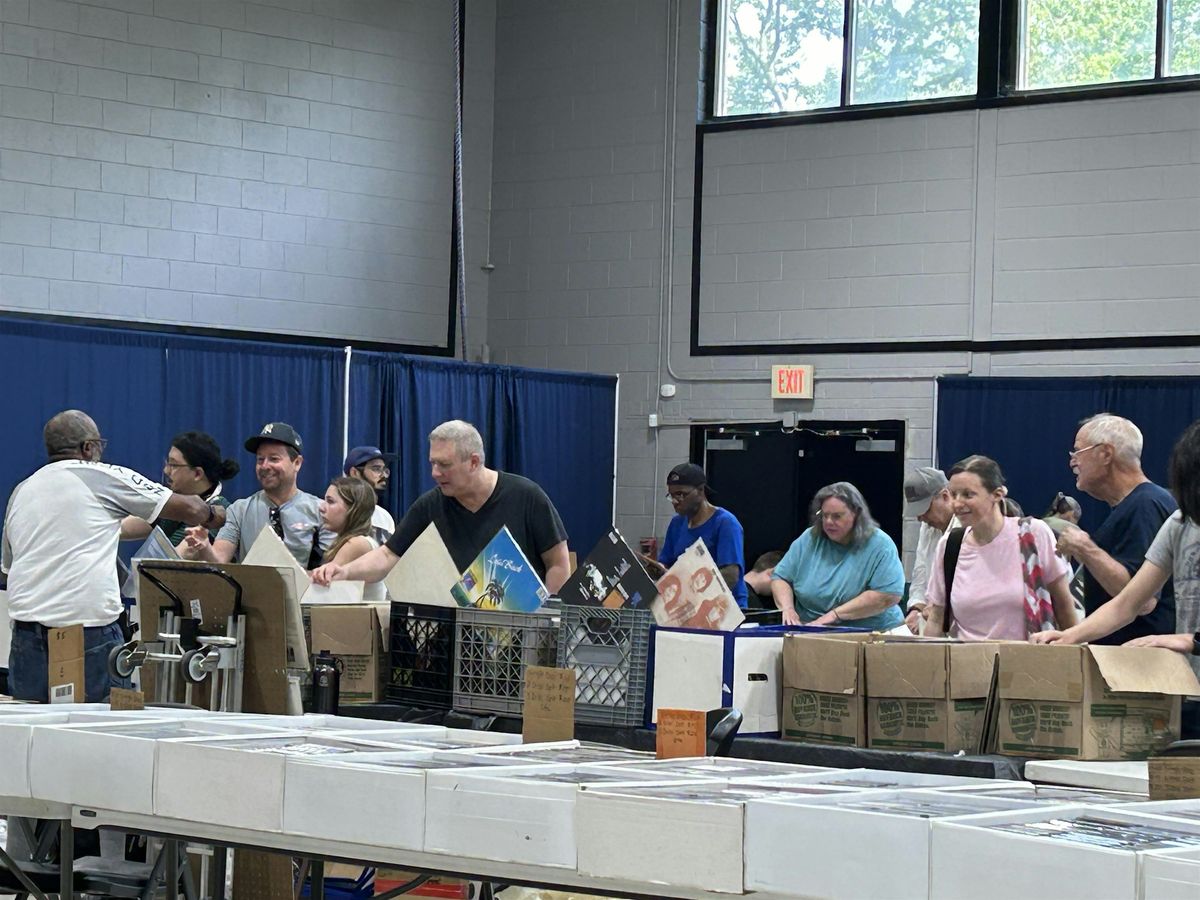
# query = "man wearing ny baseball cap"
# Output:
<box><xmin>344</xmin><ymin>445</ymin><xmax>397</xmax><ymax>542</ymax></box>
<box><xmin>182</xmin><ymin>421</ymin><xmax>333</xmax><ymax>568</ymax></box>
<box><xmin>644</xmin><ymin>462</ymin><xmax>748</xmax><ymax>608</ymax></box>
<box><xmin>903</xmin><ymin>466</ymin><xmax>955</xmax><ymax>633</ymax></box>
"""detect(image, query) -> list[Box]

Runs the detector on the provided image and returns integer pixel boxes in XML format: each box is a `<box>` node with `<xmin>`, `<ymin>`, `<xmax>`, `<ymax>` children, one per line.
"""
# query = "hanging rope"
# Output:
<box><xmin>452</xmin><ymin>0</ymin><xmax>468</xmax><ymax>359</ymax></box>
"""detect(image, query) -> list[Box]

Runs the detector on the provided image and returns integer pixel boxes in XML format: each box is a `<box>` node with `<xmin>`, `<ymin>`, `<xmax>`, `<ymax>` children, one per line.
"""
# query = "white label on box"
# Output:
<box><xmin>51</xmin><ymin>683</ymin><xmax>74</xmax><ymax>704</ymax></box>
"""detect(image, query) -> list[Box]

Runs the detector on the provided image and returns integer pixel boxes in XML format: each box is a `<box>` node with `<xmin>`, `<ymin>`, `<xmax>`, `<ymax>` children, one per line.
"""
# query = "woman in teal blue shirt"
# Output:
<box><xmin>771</xmin><ymin>481</ymin><xmax>905</xmax><ymax>630</ymax></box>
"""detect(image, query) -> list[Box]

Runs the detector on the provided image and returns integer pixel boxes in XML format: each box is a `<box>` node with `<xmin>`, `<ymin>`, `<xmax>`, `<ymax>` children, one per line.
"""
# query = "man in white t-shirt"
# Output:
<box><xmin>344</xmin><ymin>445</ymin><xmax>396</xmax><ymax>543</ymax></box>
<box><xmin>902</xmin><ymin>466</ymin><xmax>956</xmax><ymax>633</ymax></box>
<box><xmin>1</xmin><ymin>410</ymin><xmax>215</xmax><ymax>702</ymax></box>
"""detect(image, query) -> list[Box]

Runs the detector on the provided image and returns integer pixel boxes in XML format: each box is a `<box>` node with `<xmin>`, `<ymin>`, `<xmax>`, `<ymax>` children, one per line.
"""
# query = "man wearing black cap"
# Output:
<box><xmin>182</xmin><ymin>422</ymin><xmax>333</xmax><ymax>568</ymax></box>
<box><xmin>344</xmin><ymin>445</ymin><xmax>396</xmax><ymax>543</ymax></box>
<box><xmin>645</xmin><ymin>462</ymin><xmax>748</xmax><ymax>608</ymax></box>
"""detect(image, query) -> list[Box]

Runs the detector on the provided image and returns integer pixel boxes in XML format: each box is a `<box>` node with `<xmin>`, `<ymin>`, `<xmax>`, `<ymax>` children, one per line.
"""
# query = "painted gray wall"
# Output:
<box><xmin>486</xmin><ymin>0</ymin><xmax>1200</xmax><ymax>565</ymax></box>
<box><xmin>0</xmin><ymin>0</ymin><xmax>493</xmax><ymax>350</ymax></box>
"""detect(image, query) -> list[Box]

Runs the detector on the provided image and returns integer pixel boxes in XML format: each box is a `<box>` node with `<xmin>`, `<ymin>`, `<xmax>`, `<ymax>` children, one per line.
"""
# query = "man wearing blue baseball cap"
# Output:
<box><xmin>344</xmin><ymin>445</ymin><xmax>396</xmax><ymax>543</ymax></box>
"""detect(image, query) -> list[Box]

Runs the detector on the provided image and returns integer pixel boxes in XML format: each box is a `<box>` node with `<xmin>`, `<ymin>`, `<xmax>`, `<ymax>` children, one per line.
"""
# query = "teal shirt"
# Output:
<box><xmin>772</xmin><ymin>526</ymin><xmax>905</xmax><ymax>630</ymax></box>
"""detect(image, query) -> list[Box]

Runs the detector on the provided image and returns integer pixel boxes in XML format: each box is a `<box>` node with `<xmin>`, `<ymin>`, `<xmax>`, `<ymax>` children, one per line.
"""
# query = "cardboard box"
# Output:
<box><xmin>744</xmin><ymin>789</ymin><xmax>1046</xmax><ymax>899</ymax></box>
<box><xmin>996</xmin><ymin>644</ymin><xmax>1200</xmax><ymax>760</ymax></box>
<box><xmin>780</xmin><ymin>632</ymin><xmax>874</xmax><ymax>746</ymax></box>
<box><xmin>1150</xmin><ymin>756</ymin><xmax>1200</xmax><ymax>801</ymax></box>
<box><xmin>865</xmin><ymin>640</ymin><xmax>998</xmax><ymax>753</ymax></box>
<box><xmin>1024</xmin><ymin>758</ymin><xmax>1150</xmax><ymax>793</ymax></box>
<box><xmin>48</xmin><ymin>624</ymin><xmax>84</xmax><ymax>703</ymax></box>
<box><xmin>308</xmin><ymin>605</ymin><xmax>385</xmax><ymax>704</ymax></box>
<box><xmin>649</xmin><ymin>625</ymin><xmax>788</xmax><ymax>736</ymax></box>
<box><xmin>930</xmin><ymin>804</ymin><xmax>1200</xmax><ymax>900</ymax></box>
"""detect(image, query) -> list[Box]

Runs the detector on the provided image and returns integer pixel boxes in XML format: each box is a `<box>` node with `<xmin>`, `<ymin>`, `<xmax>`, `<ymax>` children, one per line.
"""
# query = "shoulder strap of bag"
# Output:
<box><xmin>942</xmin><ymin>527</ymin><xmax>967</xmax><ymax>634</ymax></box>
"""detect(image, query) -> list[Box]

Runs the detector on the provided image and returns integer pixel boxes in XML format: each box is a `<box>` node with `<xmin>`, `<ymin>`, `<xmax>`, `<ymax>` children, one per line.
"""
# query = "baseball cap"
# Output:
<box><xmin>903</xmin><ymin>467</ymin><xmax>948</xmax><ymax>516</ymax></box>
<box><xmin>666</xmin><ymin>463</ymin><xmax>707</xmax><ymax>489</ymax></box>
<box><xmin>245</xmin><ymin>422</ymin><xmax>303</xmax><ymax>455</ymax></box>
<box><xmin>343</xmin><ymin>445</ymin><xmax>394</xmax><ymax>474</ymax></box>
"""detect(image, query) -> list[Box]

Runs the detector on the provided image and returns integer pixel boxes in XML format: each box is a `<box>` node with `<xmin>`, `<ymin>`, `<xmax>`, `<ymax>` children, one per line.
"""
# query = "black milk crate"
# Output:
<box><xmin>387</xmin><ymin>601</ymin><xmax>457</xmax><ymax>709</ymax></box>
<box><xmin>556</xmin><ymin>605</ymin><xmax>653</xmax><ymax>727</ymax></box>
<box><xmin>453</xmin><ymin>608</ymin><xmax>559</xmax><ymax>715</ymax></box>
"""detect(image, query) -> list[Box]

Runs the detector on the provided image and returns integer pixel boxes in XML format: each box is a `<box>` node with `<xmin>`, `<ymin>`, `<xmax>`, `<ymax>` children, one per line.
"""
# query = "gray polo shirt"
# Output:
<box><xmin>217</xmin><ymin>489</ymin><xmax>334</xmax><ymax>567</ymax></box>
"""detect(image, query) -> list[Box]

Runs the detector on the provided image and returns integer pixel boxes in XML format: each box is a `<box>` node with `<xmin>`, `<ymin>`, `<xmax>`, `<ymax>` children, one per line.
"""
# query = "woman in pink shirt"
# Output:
<box><xmin>925</xmin><ymin>455</ymin><xmax>1076</xmax><ymax>641</ymax></box>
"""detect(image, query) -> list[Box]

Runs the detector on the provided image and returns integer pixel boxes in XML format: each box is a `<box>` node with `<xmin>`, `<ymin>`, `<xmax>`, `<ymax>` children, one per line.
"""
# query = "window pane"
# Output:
<box><xmin>1022</xmin><ymin>0</ymin><xmax>1157</xmax><ymax>90</ymax></box>
<box><xmin>716</xmin><ymin>0</ymin><xmax>843</xmax><ymax>116</ymax></box>
<box><xmin>851</xmin><ymin>0</ymin><xmax>980</xmax><ymax>105</ymax></box>
<box><xmin>1167</xmin><ymin>0</ymin><xmax>1200</xmax><ymax>75</ymax></box>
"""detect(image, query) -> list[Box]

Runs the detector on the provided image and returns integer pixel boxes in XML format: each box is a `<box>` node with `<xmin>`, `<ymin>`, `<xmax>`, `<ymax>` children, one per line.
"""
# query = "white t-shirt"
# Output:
<box><xmin>2</xmin><ymin>460</ymin><xmax>170</xmax><ymax>627</ymax></box>
<box><xmin>371</xmin><ymin>505</ymin><xmax>395</xmax><ymax>545</ymax></box>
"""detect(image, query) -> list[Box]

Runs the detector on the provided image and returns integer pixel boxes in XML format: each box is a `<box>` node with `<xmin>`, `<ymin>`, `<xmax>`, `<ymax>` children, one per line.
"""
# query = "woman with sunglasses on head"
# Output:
<box><xmin>925</xmin><ymin>455</ymin><xmax>1076</xmax><ymax>640</ymax></box>
<box><xmin>771</xmin><ymin>481</ymin><xmax>905</xmax><ymax>629</ymax></box>
<box><xmin>318</xmin><ymin>476</ymin><xmax>384</xmax><ymax>604</ymax></box>
<box><xmin>121</xmin><ymin>430</ymin><xmax>237</xmax><ymax>547</ymax></box>
<box><xmin>642</xmin><ymin>462</ymin><xmax>748</xmax><ymax>608</ymax></box>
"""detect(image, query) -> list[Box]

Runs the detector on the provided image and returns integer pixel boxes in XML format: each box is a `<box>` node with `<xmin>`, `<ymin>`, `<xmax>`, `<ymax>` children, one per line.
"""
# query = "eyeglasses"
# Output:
<box><xmin>83</xmin><ymin>437</ymin><xmax>109</xmax><ymax>452</ymax></box>
<box><xmin>665</xmin><ymin>488</ymin><xmax>697</xmax><ymax>501</ymax></box>
<box><xmin>817</xmin><ymin>510</ymin><xmax>851</xmax><ymax>523</ymax></box>
<box><xmin>1068</xmin><ymin>444</ymin><xmax>1100</xmax><ymax>459</ymax></box>
<box><xmin>268</xmin><ymin>506</ymin><xmax>284</xmax><ymax>540</ymax></box>
<box><xmin>164</xmin><ymin>459</ymin><xmax>190</xmax><ymax>469</ymax></box>
<box><xmin>364</xmin><ymin>464</ymin><xmax>390</xmax><ymax>475</ymax></box>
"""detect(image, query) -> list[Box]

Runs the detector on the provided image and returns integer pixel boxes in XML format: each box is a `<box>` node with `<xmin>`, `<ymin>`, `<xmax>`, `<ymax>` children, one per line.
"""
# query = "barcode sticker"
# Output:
<box><xmin>190</xmin><ymin>598</ymin><xmax>202</xmax><ymax>619</ymax></box>
<box><xmin>50</xmin><ymin>683</ymin><xmax>75</xmax><ymax>704</ymax></box>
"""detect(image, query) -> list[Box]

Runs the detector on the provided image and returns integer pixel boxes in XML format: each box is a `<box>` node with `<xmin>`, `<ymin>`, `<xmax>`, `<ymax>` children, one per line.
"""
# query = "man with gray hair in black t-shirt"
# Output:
<box><xmin>311</xmin><ymin>419</ymin><xmax>570</xmax><ymax>594</ymax></box>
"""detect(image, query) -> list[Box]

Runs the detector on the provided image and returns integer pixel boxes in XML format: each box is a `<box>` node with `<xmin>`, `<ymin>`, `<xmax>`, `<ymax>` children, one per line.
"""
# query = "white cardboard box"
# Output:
<box><xmin>591</xmin><ymin>756</ymin><xmax>825</xmax><ymax>781</ymax></box>
<box><xmin>576</xmin><ymin>782</ymin><xmax>817</xmax><ymax>894</ymax></box>
<box><xmin>744</xmin><ymin>789</ymin><xmax>1049</xmax><ymax>898</ymax></box>
<box><xmin>930</xmin><ymin>804</ymin><xmax>1200</xmax><ymax>900</ymax></box>
<box><xmin>424</xmin><ymin>765</ymin><xmax>708</xmax><ymax>868</ymax></box>
<box><xmin>1142</xmin><ymin>846</ymin><xmax>1200</xmax><ymax>900</ymax></box>
<box><xmin>438</xmin><ymin>740</ymin><xmax>653</xmax><ymax>767</ymax></box>
<box><xmin>1024</xmin><ymin>759</ymin><xmax>1149</xmax><ymax>793</ymax></box>
<box><xmin>153</xmin><ymin>732</ymin><xmax>411</xmax><ymax>830</ymax></box>
<box><xmin>28</xmin><ymin>718</ymin><xmax>281</xmax><ymax>814</ymax></box>
<box><xmin>209</xmin><ymin>713</ymin><xmax>443</xmax><ymax>735</ymax></box>
<box><xmin>282</xmin><ymin>751</ymin><xmax>528</xmax><ymax>851</ymax></box>
<box><xmin>761</xmin><ymin>767</ymin><xmax>1022</xmax><ymax>791</ymax></box>
<box><xmin>649</xmin><ymin>626</ymin><xmax>786</xmax><ymax>735</ymax></box>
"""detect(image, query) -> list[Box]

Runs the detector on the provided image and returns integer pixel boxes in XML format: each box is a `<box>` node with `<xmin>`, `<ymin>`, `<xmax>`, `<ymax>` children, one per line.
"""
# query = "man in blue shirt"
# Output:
<box><xmin>646</xmin><ymin>463</ymin><xmax>748</xmax><ymax>608</ymax></box>
<box><xmin>1057</xmin><ymin>414</ymin><xmax>1177</xmax><ymax>644</ymax></box>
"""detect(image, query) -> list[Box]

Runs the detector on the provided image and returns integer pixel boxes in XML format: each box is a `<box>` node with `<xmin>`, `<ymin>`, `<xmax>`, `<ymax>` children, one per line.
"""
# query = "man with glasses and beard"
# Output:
<box><xmin>182</xmin><ymin>422</ymin><xmax>333</xmax><ymax>569</ymax></box>
<box><xmin>1</xmin><ymin>410</ymin><xmax>216</xmax><ymax>701</ymax></box>
<box><xmin>343</xmin><ymin>445</ymin><xmax>396</xmax><ymax>543</ymax></box>
<box><xmin>643</xmin><ymin>463</ymin><xmax>748</xmax><ymax>608</ymax></box>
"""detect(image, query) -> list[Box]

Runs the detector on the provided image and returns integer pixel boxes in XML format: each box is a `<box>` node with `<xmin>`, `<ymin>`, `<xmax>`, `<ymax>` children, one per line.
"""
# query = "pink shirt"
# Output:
<box><xmin>926</xmin><ymin>517</ymin><xmax>1070</xmax><ymax>641</ymax></box>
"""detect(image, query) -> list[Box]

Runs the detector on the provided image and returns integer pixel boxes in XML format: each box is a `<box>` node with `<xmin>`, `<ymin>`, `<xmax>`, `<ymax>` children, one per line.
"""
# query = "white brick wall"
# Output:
<box><xmin>487</xmin><ymin>0</ymin><xmax>1200</xmax><ymax>563</ymax></box>
<box><xmin>0</xmin><ymin>0</ymin><xmax>493</xmax><ymax>350</ymax></box>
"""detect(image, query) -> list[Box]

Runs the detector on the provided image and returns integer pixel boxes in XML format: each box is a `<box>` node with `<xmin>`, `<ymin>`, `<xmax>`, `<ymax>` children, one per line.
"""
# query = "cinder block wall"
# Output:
<box><xmin>0</xmin><ymin>0</ymin><xmax>494</xmax><ymax>350</ymax></box>
<box><xmin>486</xmin><ymin>0</ymin><xmax>1200</xmax><ymax>564</ymax></box>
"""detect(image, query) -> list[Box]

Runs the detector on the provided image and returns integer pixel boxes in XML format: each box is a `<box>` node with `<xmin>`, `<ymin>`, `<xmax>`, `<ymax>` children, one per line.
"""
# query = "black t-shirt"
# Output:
<box><xmin>1085</xmin><ymin>481</ymin><xmax>1177</xmax><ymax>644</ymax></box>
<box><xmin>386</xmin><ymin>472</ymin><xmax>568</xmax><ymax>582</ymax></box>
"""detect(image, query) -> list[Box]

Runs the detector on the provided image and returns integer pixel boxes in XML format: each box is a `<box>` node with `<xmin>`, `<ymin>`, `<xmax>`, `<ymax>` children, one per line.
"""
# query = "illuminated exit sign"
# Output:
<box><xmin>771</xmin><ymin>364</ymin><xmax>814</xmax><ymax>399</ymax></box>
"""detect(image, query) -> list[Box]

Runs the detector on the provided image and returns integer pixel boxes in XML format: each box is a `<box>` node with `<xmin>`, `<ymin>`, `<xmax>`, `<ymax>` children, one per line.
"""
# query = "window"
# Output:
<box><xmin>713</xmin><ymin>0</ymin><xmax>980</xmax><ymax>117</ymax></box>
<box><xmin>710</xmin><ymin>0</ymin><xmax>1200</xmax><ymax>121</ymax></box>
<box><xmin>1020</xmin><ymin>0</ymin><xmax>1157</xmax><ymax>89</ymax></box>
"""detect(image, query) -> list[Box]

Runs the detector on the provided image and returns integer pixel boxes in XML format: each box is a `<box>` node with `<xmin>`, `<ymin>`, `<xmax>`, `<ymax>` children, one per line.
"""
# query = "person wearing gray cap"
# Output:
<box><xmin>903</xmin><ymin>466</ymin><xmax>955</xmax><ymax>633</ymax></box>
<box><xmin>181</xmin><ymin>422</ymin><xmax>333</xmax><ymax>568</ymax></box>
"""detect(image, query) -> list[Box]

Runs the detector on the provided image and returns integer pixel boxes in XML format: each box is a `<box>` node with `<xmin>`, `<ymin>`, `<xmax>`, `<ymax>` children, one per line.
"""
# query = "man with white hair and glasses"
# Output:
<box><xmin>1057</xmin><ymin>413</ymin><xmax>1177</xmax><ymax>643</ymax></box>
<box><xmin>312</xmin><ymin>420</ymin><xmax>570</xmax><ymax>594</ymax></box>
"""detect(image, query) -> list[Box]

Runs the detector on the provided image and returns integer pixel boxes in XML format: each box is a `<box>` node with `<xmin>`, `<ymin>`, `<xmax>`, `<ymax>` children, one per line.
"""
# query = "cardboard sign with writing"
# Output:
<box><xmin>522</xmin><ymin>665</ymin><xmax>575</xmax><ymax>743</ymax></box>
<box><xmin>48</xmin><ymin>625</ymin><xmax>85</xmax><ymax>704</ymax></box>
<box><xmin>1149</xmin><ymin>757</ymin><xmax>1200</xmax><ymax>801</ymax></box>
<box><xmin>110</xmin><ymin>688</ymin><xmax>145</xmax><ymax>710</ymax></box>
<box><xmin>656</xmin><ymin>707</ymin><xmax>707</xmax><ymax>759</ymax></box>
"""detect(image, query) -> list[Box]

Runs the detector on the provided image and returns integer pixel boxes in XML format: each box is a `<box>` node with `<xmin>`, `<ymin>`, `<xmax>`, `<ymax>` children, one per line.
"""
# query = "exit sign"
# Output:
<box><xmin>771</xmin><ymin>365</ymin><xmax>814</xmax><ymax>399</ymax></box>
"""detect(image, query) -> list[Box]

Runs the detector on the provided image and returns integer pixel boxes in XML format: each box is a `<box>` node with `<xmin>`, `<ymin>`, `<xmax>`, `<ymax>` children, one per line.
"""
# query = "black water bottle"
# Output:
<box><xmin>311</xmin><ymin>650</ymin><xmax>341</xmax><ymax>715</ymax></box>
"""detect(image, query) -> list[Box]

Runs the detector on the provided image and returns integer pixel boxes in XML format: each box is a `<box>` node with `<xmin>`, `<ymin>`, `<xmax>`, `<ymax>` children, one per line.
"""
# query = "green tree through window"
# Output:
<box><xmin>1023</xmin><ymin>0</ymin><xmax>1156</xmax><ymax>89</ymax></box>
<box><xmin>853</xmin><ymin>0</ymin><xmax>979</xmax><ymax>104</ymax></box>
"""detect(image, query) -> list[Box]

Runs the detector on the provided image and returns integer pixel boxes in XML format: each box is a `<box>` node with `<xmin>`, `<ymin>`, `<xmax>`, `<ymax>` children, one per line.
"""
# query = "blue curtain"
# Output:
<box><xmin>936</xmin><ymin>376</ymin><xmax>1200</xmax><ymax>531</ymax></box>
<box><xmin>349</xmin><ymin>351</ymin><xmax>616</xmax><ymax>555</ymax></box>
<box><xmin>0</xmin><ymin>318</ymin><xmax>168</xmax><ymax>513</ymax></box>
<box><xmin>161</xmin><ymin>335</ymin><xmax>345</xmax><ymax>501</ymax></box>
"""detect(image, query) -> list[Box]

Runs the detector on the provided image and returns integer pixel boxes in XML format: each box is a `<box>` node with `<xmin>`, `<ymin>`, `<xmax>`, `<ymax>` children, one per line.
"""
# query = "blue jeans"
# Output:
<box><xmin>9</xmin><ymin>621</ymin><xmax>131</xmax><ymax>703</ymax></box>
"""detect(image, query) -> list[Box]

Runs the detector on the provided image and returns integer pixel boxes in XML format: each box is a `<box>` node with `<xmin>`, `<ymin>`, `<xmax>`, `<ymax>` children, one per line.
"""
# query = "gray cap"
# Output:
<box><xmin>904</xmin><ymin>467</ymin><xmax>948</xmax><ymax>516</ymax></box>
